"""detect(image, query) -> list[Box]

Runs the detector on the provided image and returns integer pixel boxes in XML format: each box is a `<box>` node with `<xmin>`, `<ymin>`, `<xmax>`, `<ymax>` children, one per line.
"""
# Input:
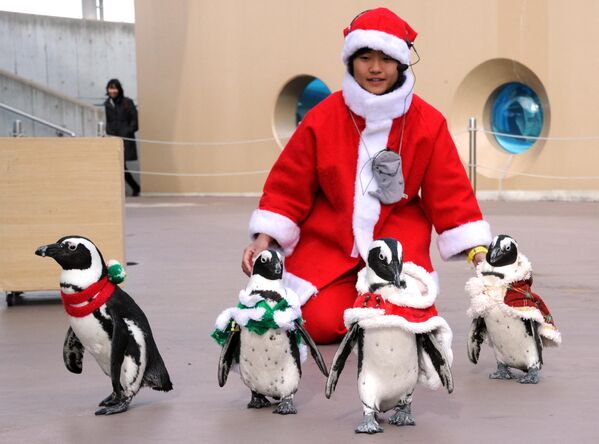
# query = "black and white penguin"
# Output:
<box><xmin>215</xmin><ymin>249</ymin><xmax>328</xmax><ymax>415</ymax></box>
<box><xmin>466</xmin><ymin>234</ymin><xmax>561</xmax><ymax>384</ymax></box>
<box><xmin>326</xmin><ymin>238</ymin><xmax>453</xmax><ymax>434</ymax></box>
<box><xmin>35</xmin><ymin>235</ymin><xmax>173</xmax><ymax>415</ymax></box>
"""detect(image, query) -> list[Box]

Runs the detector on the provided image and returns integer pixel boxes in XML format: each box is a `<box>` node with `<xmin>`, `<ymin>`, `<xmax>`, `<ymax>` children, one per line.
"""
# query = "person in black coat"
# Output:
<box><xmin>104</xmin><ymin>78</ymin><xmax>140</xmax><ymax>196</ymax></box>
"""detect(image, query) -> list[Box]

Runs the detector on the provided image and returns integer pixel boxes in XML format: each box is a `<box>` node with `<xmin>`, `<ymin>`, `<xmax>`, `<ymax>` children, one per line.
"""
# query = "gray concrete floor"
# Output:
<box><xmin>1</xmin><ymin>197</ymin><xmax>598</xmax><ymax>443</ymax></box>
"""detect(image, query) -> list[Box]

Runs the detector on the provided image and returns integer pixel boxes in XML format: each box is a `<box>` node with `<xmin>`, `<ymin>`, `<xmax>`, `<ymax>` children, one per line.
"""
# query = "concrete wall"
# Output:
<box><xmin>0</xmin><ymin>68</ymin><xmax>102</xmax><ymax>137</ymax></box>
<box><xmin>134</xmin><ymin>0</ymin><xmax>599</xmax><ymax>195</ymax></box>
<box><xmin>0</xmin><ymin>11</ymin><xmax>137</xmax><ymax>106</ymax></box>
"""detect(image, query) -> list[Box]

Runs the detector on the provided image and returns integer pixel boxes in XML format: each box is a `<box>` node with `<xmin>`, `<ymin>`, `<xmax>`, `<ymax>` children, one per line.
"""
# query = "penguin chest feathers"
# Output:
<box><xmin>484</xmin><ymin>307</ymin><xmax>540</xmax><ymax>371</ymax></box>
<box><xmin>68</xmin><ymin>306</ymin><xmax>113</xmax><ymax>375</ymax></box>
<box><xmin>239</xmin><ymin>328</ymin><xmax>300</xmax><ymax>399</ymax></box>
<box><xmin>359</xmin><ymin>327</ymin><xmax>419</xmax><ymax>412</ymax></box>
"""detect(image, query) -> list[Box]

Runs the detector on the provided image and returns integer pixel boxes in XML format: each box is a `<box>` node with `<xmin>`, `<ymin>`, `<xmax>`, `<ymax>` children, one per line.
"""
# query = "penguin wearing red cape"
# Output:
<box><xmin>466</xmin><ymin>234</ymin><xmax>562</xmax><ymax>384</ymax></box>
<box><xmin>325</xmin><ymin>238</ymin><xmax>453</xmax><ymax>434</ymax></box>
<box><xmin>35</xmin><ymin>235</ymin><xmax>172</xmax><ymax>415</ymax></box>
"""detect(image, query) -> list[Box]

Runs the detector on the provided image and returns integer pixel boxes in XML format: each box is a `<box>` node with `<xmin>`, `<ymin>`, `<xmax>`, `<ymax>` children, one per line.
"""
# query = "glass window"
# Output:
<box><xmin>491</xmin><ymin>82</ymin><xmax>544</xmax><ymax>154</ymax></box>
<box><xmin>296</xmin><ymin>79</ymin><xmax>331</xmax><ymax>125</ymax></box>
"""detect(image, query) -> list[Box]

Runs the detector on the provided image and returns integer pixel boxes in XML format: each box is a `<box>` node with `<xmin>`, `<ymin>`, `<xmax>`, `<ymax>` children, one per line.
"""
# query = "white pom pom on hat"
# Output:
<box><xmin>342</xmin><ymin>8</ymin><xmax>417</xmax><ymax>66</ymax></box>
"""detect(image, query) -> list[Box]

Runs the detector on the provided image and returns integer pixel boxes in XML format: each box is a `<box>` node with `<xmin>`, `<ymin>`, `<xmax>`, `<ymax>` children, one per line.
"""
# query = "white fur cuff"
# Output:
<box><xmin>437</xmin><ymin>220</ymin><xmax>492</xmax><ymax>261</ymax></box>
<box><xmin>248</xmin><ymin>209</ymin><xmax>300</xmax><ymax>256</ymax></box>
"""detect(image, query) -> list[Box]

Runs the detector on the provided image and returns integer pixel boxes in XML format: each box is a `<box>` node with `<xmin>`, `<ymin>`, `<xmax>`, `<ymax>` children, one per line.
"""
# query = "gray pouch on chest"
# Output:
<box><xmin>368</xmin><ymin>149</ymin><xmax>405</xmax><ymax>205</ymax></box>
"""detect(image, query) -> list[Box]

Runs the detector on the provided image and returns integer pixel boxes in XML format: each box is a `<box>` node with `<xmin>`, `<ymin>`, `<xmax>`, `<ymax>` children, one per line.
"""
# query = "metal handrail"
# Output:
<box><xmin>0</xmin><ymin>102</ymin><xmax>76</xmax><ymax>137</ymax></box>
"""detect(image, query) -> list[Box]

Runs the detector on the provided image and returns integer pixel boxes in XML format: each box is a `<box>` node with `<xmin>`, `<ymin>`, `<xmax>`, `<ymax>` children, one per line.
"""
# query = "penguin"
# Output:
<box><xmin>215</xmin><ymin>248</ymin><xmax>328</xmax><ymax>414</ymax></box>
<box><xmin>326</xmin><ymin>238</ymin><xmax>453</xmax><ymax>434</ymax></box>
<box><xmin>466</xmin><ymin>234</ymin><xmax>561</xmax><ymax>384</ymax></box>
<box><xmin>35</xmin><ymin>235</ymin><xmax>173</xmax><ymax>415</ymax></box>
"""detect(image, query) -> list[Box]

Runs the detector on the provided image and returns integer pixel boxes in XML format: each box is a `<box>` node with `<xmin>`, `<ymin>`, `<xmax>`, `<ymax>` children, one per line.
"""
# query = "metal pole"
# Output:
<box><xmin>0</xmin><ymin>103</ymin><xmax>76</xmax><ymax>136</ymax></box>
<box><xmin>11</xmin><ymin>119</ymin><xmax>23</xmax><ymax>137</ymax></box>
<box><xmin>468</xmin><ymin>117</ymin><xmax>477</xmax><ymax>193</ymax></box>
<box><xmin>97</xmin><ymin>121</ymin><xmax>106</xmax><ymax>136</ymax></box>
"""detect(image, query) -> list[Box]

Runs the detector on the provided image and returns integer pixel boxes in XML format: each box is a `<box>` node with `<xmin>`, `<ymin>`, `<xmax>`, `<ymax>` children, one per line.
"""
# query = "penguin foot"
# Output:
<box><xmin>247</xmin><ymin>391</ymin><xmax>271</xmax><ymax>409</ymax></box>
<box><xmin>98</xmin><ymin>392</ymin><xmax>118</xmax><ymax>407</ymax></box>
<box><xmin>273</xmin><ymin>396</ymin><xmax>297</xmax><ymax>415</ymax></box>
<box><xmin>489</xmin><ymin>363</ymin><xmax>514</xmax><ymax>380</ymax></box>
<box><xmin>355</xmin><ymin>413</ymin><xmax>384</xmax><ymax>434</ymax></box>
<box><xmin>519</xmin><ymin>368</ymin><xmax>540</xmax><ymax>384</ymax></box>
<box><xmin>94</xmin><ymin>396</ymin><xmax>131</xmax><ymax>416</ymax></box>
<box><xmin>388</xmin><ymin>404</ymin><xmax>416</xmax><ymax>427</ymax></box>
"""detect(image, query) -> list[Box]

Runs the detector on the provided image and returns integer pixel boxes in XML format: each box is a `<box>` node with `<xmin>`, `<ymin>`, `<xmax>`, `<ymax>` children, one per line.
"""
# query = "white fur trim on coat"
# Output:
<box><xmin>436</xmin><ymin>220</ymin><xmax>492</xmax><ymax>261</ymax></box>
<box><xmin>342</xmin><ymin>29</ymin><xmax>411</xmax><ymax>65</ymax></box>
<box><xmin>342</xmin><ymin>71</ymin><xmax>414</xmax><ymax>122</ymax></box>
<box><xmin>283</xmin><ymin>272</ymin><xmax>318</xmax><ymax>305</ymax></box>
<box><xmin>249</xmin><ymin>209</ymin><xmax>300</xmax><ymax>256</ymax></box>
<box><xmin>343</xmin><ymin>73</ymin><xmax>415</xmax><ymax>261</ymax></box>
<box><xmin>356</xmin><ymin>262</ymin><xmax>438</xmax><ymax>309</ymax></box>
<box><xmin>344</xmin><ymin>307</ymin><xmax>453</xmax><ymax>391</ymax></box>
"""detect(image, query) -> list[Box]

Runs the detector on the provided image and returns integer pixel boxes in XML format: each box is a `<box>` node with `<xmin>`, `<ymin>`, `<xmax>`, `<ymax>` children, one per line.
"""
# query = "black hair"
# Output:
<box><xmin>347</xmin><ymin>47</ymin><xmax>408</xmax><ymax>93</ymax></box>
<box><xmin>106</xmin><ymin>78</ymin><xmax>124</xmax><ymax>98</ymax></box>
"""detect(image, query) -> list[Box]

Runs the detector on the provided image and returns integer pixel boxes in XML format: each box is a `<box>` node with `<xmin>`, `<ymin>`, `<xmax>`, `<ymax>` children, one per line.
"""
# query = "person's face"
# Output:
<box><xmin>352</xmin><ymin>50</ymin><xmax>399</xmax><ymax>95</ymax></box>
<box><xmin>107</xmin><ymin>85</ymin><xmax>119</xmax><ymax>98</ymax></box>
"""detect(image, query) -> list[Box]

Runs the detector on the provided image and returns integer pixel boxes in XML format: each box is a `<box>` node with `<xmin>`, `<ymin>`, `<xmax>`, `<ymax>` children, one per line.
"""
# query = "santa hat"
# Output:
<box><xmin>342</xmin><ymin>8</ymin><xmax>417</xmax><ymax>66</ymax></box>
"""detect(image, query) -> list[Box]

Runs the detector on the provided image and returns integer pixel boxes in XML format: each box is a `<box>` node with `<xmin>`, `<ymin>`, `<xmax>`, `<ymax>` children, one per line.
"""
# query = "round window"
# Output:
<box><xmin>491</xmin><ymin>82</ymin><xmax>544</xmax><ymax>154</ymax></box>
<box><xmin>273</xmin><ymin>75</ymin><xmax>331</xmax><ymax>147</ymax></box>
<box><xmin>296</xmin><ymin>79</ymin><xmax>331</xmax><ymax>125</ymax></box>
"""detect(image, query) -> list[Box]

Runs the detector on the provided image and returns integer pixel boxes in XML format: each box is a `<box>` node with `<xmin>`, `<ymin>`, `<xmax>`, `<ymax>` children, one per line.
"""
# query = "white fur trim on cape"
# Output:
<box><xmin>355</xmin><ymin>262</ymin><xmax>438</xmax><ymax>308</ymax></box>
<box><xmin>344</xmin><ymin>307</ymin><xmax>453</xmax><ymax>390</ymax></box>
<box><xmin>283</xmin><ymin>271</ymin><xmax>318</xmax><ymax>305</ymax></box>
<box><xmin>436</xmin><ymin>220</ymin><xmax>492</xmax><ymax>261</ymax></box>
<box><xmin>342</xmin><ymin>29</ymin><xmax>411</xmax><ymax>65</ymax></box>
<box><xmin>249</xmin><ymin>209</ymin><xmax>300</xmax><ymax>256</ymax></box>
<box><xmin>465</xmin><ymin>269</ymin><xmax>561</xmax><ymax>347</ymax></box>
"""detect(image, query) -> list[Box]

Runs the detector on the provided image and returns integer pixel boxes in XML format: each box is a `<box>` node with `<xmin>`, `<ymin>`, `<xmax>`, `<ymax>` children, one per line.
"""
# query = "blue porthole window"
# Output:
<box><xmin>296</xmin><ymin>79</ymin><xmax>331</xmax><ymax>125</ymax></box>
<box><xmin>491</xmin><ymin>82</ymin><xmax>544</xmax><ymax>154</ymax></box>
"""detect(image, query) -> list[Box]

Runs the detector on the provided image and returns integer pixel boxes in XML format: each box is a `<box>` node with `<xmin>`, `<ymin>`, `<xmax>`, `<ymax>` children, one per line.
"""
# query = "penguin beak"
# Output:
<box><xmin>35</xmin><ymin>243</ymin><xmax>61</xmax><ymax>258</ymax></box>
<box><xmin>487</xmin><ymin>247</ymin><xmax>503</xmax><ymax>265</ymax></box>
<box><xmin>275</xmin><ymin>263</ymin><xmax>282</xmax><ymax>275</ymax></box>
<box><xmin>392</xmin><ymin>260</ymin><xmax>403</xmax><ymax>288</ymax></box>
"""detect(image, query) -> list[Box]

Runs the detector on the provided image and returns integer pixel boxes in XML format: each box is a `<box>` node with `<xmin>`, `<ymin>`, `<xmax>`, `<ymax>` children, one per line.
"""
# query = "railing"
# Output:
<box><xmin>0</xmin><ymin>102</ymin><xmax>76</xmax><ymax>137</ymax></box>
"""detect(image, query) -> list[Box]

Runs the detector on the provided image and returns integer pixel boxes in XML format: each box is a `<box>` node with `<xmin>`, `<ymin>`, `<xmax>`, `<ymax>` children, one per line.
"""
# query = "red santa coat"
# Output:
<box><xmin>250</xmin><ymin>72</ymin><xmax>491</xmax><ymax>304</ymax></box>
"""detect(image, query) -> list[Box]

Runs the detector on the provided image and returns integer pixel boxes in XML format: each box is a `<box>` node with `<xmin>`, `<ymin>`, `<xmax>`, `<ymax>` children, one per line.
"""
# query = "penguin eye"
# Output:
<box><xmin>67</xmin><ymin>243</ymin><xmax>77</xmax><ymax>251</ymax></box>
<box><xmin>505</xmin><ymin>245</ymin><xmax>511</xmax><ymax>251</ymax></box>
<box><xmin>260</xmin><ymin>256</ymin><xmax>267</xmax><ymax>263</ymax></box>
<box><xmin>378</xmin><ymin>253</ymin><xmax>385</xmax><ymax>261</ymax></box>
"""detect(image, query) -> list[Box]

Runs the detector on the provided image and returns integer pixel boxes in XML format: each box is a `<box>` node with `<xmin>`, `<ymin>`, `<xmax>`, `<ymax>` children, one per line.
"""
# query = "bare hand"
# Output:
<box><xmin>241</xmin><ymin>234</ymin><xmax>274</xmax><ymax>276</ymax></box>
<box><xmin>472</xmin><ymin>252</ymin><xmax>486</xmax><ymax>267</ymax></box>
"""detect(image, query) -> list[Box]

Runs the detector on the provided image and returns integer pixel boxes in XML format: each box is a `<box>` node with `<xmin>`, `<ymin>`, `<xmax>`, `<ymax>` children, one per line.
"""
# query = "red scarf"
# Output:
<box><xmin>60</xmin><ymin>276</ymin><xmax>115</xmax><ymax>318</ymax></box>
<box><xmin>504</xmin><ymin>279</ymin><xmax>555</xmax><ymax>326</ymax></box>
<box><xmin>354</xmin><ymin>293</ymin><xmax>438</xmax><ymax>323</ymax></box>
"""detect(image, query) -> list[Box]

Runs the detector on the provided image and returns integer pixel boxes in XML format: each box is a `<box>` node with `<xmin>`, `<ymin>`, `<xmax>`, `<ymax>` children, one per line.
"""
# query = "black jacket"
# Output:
<box><xmin>104</xmin><ymin>96</ymin><xmax>139</xmax><ymax>161</ymax></box>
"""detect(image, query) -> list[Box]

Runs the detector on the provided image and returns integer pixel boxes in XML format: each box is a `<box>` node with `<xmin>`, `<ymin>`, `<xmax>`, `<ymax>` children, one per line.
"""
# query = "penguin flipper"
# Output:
<box><xmin>218</xmin><ymin>327</ymin><xmax>241</xmax><ymax>387</ymax></box>
<box><xmin>467</xmin><ymin>317</ymin><xmax>487</xmax><ymax>365</ymax></box>
<box><xmin>109</xmin><ymin>317</ymin><xmax>131</xmax><ymax>395</ymax></box>
<box><xmin>325</xmin><ymin>323</ymin><xmax>360</xmax><ymax>399</ymax></box>
<box><xmin>524</xmin><ymin>319</ymin><xmax>543</xmax><ymax>368</ymax></box>
<box><xmin>418</xmin><ymin>333</ymin><xmax>454</xmax><ymax>394</ymax></box>
<box><xmin>294</xmin><ymin>320</ymin><xmax>329</xmax><ymax>377</ymax></box>
<box><xmin>63</xmin><ymin>327</ymin><xmax>84</xmax><ymax>374</ymax></box>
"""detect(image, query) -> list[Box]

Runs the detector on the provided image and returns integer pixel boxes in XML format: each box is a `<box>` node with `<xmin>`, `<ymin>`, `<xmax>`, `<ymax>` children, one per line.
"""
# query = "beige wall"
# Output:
<box><xmin>135</xmin><ymin>0</ymin><xmax>599</xmax><ymax>194</ymax></box>
<box><xmin>0</xmin><ymin>138</ymin><xmax>125</xmax><ymax>292</ymax></box>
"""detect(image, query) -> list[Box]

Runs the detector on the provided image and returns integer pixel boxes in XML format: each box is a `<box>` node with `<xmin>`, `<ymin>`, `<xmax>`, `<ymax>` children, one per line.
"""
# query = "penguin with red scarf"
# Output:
<box><xmin>35</xmin><ymin>236</ymin><xmax>172</xmax><ymax>415</ymax></box>
<box><xmin>466</xmin><ymin>234</ymin><xmax>561</xmax><ymax>384</ymax></box>
<box><xmin>325</xmin><ymin>238</ymin><xmax>453</xmax><ymax>434</ymax></box>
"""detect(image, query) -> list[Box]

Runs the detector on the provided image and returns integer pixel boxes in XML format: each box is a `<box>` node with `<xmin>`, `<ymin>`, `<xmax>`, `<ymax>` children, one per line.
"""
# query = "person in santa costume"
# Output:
<box><xmin>242</xmin><ymin>8</ymin><xmax>492</xmax><ymax>344</ymax></box>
